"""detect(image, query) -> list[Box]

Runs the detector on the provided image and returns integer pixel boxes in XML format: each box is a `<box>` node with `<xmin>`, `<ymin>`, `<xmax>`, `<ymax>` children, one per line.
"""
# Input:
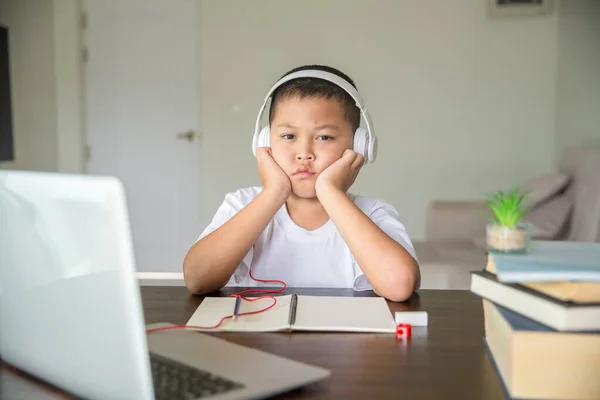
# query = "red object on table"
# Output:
<box><xmin>396</xmin><ymin>323</ymin><xmax>411</xmax><ymax>339</ymax></box>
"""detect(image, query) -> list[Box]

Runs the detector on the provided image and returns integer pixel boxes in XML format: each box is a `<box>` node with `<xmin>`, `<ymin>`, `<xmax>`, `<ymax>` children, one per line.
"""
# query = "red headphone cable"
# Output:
<box><xmin>146</xmin><ymin>268</ymin><xmax>286</xmax><ymax>334</ymax></box>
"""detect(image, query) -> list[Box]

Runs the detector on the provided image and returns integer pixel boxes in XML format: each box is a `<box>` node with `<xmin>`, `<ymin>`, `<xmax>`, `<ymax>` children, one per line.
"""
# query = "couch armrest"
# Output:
<box><xmin>425</xmin><ymin>200</ymin><xmax>489</xmax><ymax>241</ymax></box>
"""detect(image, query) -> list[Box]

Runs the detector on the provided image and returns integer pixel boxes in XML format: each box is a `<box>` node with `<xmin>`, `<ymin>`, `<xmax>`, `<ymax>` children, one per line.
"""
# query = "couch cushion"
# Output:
<box><xmin>413</xmin><ymin>240</ymin><xmax>487</xmax><ymax>290</ymax></box>
<box><xmin>523</xmin><ymin>194</ymin><xmax>573</xmax><ymax>239</ymax></box>
<box><xmin>558</xmin><ymin>147</ymin><xmax>600</xmax><ymax>242</ymax></box>
<box><xmin>519</xmin><ymin>172</ymin><xmax>570</xmax><ymax>209</ymax></box>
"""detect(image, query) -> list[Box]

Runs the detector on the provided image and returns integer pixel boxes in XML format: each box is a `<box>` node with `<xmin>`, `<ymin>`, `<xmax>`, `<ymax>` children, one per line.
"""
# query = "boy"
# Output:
<box><xmin>183</xmin><ymin>65</ymin><xmax>420</xmax><ymax>302</ymax></box>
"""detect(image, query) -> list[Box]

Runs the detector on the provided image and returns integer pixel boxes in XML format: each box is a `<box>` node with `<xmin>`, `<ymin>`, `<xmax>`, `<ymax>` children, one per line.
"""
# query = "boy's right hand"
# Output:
<box><xmin>256</xmin><ymin>147</ymin><xmax>291</xmax><ymax>201</ymax></box>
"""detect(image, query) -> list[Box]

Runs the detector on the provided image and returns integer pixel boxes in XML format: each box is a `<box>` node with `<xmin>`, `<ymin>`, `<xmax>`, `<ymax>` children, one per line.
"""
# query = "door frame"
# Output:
<box><xmin>54</xmin><ymin>0</ymin><xmax>86</xmax><ymax>174</ymax></box>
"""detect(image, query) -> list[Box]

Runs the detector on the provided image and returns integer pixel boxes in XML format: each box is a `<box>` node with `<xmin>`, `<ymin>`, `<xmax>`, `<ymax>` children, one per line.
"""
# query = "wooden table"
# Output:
<box><xmin>1</xmin><ymin>288</ymin><xmax>507</xmax><ymax>399</ymax></box>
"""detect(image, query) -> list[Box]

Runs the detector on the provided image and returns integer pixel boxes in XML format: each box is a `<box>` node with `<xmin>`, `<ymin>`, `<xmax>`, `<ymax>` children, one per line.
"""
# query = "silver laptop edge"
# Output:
<box><xmin>0</xmin><ymin>170</ymin><xmax>330</xmax><ymax>400</ymax></box>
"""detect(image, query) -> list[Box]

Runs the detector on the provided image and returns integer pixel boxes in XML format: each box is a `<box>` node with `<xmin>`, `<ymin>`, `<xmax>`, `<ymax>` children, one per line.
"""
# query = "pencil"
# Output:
<box><xmin>288</xmin><ymin>294</ymin><xmax>298</xmax><ymax>327</ymax></box>
<box><xmin>232</xmin><ymin>296</ymin><xmax>241</xmax><ymax>321</ymax></box>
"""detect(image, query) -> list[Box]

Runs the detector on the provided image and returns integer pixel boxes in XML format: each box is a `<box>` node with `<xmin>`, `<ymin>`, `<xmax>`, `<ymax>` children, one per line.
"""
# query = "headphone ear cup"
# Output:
<box><xmin>252</xmin><ymin>126</ymin><xmax>271</xmax><ymax>157</ymax></box>
<box><xmin>353</xmin><ymin>127</ymin><xmax>369</xmax><ymax>162</ymax></box>
<box><xmin>369</xmin><ymin>134</ymin><xmax>378</xmax><ymax>163</ymax></box>
<box><xmin>259</xmin><ymin>126</ymin><xmax>271</xmax><ymax>148</ymax></box>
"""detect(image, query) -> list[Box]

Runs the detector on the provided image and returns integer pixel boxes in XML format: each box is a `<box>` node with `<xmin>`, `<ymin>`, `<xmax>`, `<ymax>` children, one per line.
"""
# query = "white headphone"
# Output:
<box><xmin>252</xmin><ymin>69</ymin><xmax>378</xmax><ymax>164</ymax></box>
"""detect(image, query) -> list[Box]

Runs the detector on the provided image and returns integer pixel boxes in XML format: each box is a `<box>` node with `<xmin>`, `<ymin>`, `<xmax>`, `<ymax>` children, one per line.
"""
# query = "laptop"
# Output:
<box><xmin>0</xmin><ymin>170</ymin><xmax>330</xmax><ymax>400</ymax></box>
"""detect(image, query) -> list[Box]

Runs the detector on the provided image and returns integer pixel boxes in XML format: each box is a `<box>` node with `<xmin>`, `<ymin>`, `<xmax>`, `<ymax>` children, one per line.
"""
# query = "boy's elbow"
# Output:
<box><xmin>380</xmin><ymin>285</ymin><xmax>414</xmax><ymax>302</ymax></box>
<box><xmin>183</xmin><ymin>269</ymin><xmax>216</xmax><ymax>295</ymax></box>
<box><xmin>183</xmin><ymin>255</ymin><xmax>228</xmax><ymax>295</ymax></box>
<box><xmin>184</xmin><ymin>279</ymin><xmax>202</xmax><ymax>294</ymax></box>
<box><xmin>378</xmin><ymin>265</ymin><xmax>420</xmax><ymax>302</ymax></box>
<box><xmin>183</xmin><ymin>258</ymin><xmax>201</xmax><ymax>294</ymax></box>
<box><xmin>183</xmin><ymin>252</ymin><xmax>207</xmax><ymax>294</ymax></box>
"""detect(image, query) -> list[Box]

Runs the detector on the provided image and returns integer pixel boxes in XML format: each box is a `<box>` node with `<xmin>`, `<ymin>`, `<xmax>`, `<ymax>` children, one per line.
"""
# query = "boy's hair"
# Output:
<box><xmin>268</xmin><ymin>64</ymin><xmax>361</xmax><ymax>133</ymax></box>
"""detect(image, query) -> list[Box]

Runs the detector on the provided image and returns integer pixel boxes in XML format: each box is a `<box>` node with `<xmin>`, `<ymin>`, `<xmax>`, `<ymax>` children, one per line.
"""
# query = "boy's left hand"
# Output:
<box><xmin>315</xmin><ymin>149</ymin><xmax>364</xmax><ymax>196</ymax></box>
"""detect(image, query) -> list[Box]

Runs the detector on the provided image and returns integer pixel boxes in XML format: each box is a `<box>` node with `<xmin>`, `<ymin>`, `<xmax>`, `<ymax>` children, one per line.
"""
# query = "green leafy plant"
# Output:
<box><xmin>482</xmin><ymin>186</ymin><xmax>531</xmax><ymax>228</ymax></box>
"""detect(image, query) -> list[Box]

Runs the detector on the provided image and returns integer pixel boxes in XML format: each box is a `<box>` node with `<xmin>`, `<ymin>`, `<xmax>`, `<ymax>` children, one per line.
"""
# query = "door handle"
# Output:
<box><xmin>176</xmin><ymin>130</ymin><xmax>201</xmax><ymax>142</ymax></box>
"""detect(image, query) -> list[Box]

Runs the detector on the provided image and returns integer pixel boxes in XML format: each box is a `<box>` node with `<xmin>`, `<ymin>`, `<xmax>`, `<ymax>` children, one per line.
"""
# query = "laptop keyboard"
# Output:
<box><xmin>150</xmin><ymin>352</ymin><xmax>245</xmax><ymax>399</ymax></box>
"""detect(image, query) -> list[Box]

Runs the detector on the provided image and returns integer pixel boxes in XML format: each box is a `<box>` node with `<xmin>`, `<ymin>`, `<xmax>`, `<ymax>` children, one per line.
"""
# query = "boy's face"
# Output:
<box><xmin>269</xmin><ymin>95</ymin><xmax>354</xmax><ymax>199</ymax></box>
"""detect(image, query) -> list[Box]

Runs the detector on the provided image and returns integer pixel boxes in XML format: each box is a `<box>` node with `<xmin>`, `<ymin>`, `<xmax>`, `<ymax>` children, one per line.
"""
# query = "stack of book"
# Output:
<box><xmin>469</xmin><ymin>240</ymin><xmax>600</xmax><ymax>400</ymax></box>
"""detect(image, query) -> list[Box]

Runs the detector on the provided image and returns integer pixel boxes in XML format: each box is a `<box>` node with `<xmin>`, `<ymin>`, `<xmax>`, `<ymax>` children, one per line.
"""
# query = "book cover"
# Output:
<box><xmin>470</xmin><ymin>271</ymin><xmax>600</xmax><ymax>331</ymax></box>
<box><xmin>485</xmin><ymin>256</ymin><xmax>600</xmax><ymax>304</ymax></box>
<box><xmin>482</xmin><ymin>299</ymin><xmax>600</xmax><ymax>400</ymax></box>
<box><xmin>490</xmin><ymin>241</ymin><xmax>600</xmax><ymax>283</ymax></box>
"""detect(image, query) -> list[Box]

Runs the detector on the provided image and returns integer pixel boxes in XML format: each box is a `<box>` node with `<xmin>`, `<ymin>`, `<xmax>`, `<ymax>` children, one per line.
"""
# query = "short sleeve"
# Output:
<box><xmin>352</xmin><ymin>198</ymin><xmax>418</xmax><ymax>291</ymax></box>
<box><xmin>197</xmin><ymin>188</ymin><xmax>258</xmax><ymax>286</ymax></box>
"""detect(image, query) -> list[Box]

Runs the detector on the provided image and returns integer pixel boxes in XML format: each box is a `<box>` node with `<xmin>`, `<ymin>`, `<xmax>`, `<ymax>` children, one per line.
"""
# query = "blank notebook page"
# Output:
<box><xmin>186</xmin><ymin>295</ymin><xmax>292</xmax><ymax>332</ymax></box>
<box><xmin>292</xmin><ymin>296</ymin><xmax>396</xmax><ymax>333</ymax></box>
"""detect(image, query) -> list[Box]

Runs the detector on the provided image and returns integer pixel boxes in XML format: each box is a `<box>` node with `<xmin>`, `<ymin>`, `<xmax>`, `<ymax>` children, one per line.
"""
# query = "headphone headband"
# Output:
<box><xmin>254</xmin><ymin>69</ymin><xmax>375</xmax><ymax>152</ymax></box>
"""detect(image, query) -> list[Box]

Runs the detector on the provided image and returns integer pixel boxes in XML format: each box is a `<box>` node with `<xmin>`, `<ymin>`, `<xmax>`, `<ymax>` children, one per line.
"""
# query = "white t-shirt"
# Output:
<box><xmin>198</xmin><ymin>186</ymin><xmax>417</xmax><ymax>291</ymax></box>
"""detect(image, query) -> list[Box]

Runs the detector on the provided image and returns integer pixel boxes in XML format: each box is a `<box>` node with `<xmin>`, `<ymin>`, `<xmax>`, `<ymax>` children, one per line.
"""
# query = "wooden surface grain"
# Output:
<box><xmin>1</xmin><ymin>287</ymin><xmax>506</xmax><ymax>399</ymax></box>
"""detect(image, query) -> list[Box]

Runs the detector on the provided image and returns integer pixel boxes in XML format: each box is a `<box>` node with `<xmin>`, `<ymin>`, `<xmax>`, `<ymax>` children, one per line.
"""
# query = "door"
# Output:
<box><xmin>83</xmin><ymin>0</ymin><xmax>202</xmax><ymax>274</ymax></box>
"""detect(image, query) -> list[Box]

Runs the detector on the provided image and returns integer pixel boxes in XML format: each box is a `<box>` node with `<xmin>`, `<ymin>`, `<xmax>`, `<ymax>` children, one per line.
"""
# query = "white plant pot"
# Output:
<box><xmin>486</xmin><ymin>223</ymin><xmax>531</xmax><ymax>254</ymax></box>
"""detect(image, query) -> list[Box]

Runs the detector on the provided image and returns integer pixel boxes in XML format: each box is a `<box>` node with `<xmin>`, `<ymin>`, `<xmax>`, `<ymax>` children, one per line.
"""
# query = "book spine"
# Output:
<box><xmin>288</xmin><ymin>294</ymin><xmax>298</xmax><ymax>327</ymax></box>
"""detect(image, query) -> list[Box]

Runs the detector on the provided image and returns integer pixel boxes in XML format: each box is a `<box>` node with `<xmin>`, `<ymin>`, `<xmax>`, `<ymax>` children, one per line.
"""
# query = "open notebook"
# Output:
<box><xmin>186</xmin><ymin>295</ymin><xmax>397</xmax><ymax>333</ymax></box>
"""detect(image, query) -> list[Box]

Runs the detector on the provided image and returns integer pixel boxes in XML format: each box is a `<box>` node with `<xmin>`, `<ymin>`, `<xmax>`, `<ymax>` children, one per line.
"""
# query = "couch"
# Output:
<box><xmin>413</xmin><ymin>146</ymin><xmax>600</xmax><ymax>290</ymax></box>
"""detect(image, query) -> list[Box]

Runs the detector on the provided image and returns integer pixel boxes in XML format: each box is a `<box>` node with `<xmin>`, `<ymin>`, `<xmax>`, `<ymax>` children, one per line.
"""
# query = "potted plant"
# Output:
<box><xmin>482</xmin><ymin>186</ymin><xmax>532</xmax><ymax>254</ymax></box>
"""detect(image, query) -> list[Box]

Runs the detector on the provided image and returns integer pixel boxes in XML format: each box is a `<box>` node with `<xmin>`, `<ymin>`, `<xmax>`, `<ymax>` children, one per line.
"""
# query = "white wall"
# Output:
<box><xmin>199</xmin><ymin>0</ymin><xmax>558</xmax><ymax>239</ymax></box>
<box><xmin>554</xmin><ymin>0</ymin><xmax>600</xmax><ymax>164</ymax></box>
<box><xmin>6</xmin><ymin>0</ymin><xmax>593</xmax><ymax>242</ymax></box>
<box><xmin>0</xmin><ymin>0</ymin><xmax>83</xmax><ymax>173</ymax></box>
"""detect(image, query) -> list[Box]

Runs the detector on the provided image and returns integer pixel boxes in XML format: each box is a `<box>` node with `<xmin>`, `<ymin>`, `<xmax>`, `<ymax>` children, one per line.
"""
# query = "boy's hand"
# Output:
<box><xmin>315</xmin><ymin>149</ymin><xmax>363</xmax><ymax>197</ymax></box>
<box><xmin>256</xmin><ymin>147</ymin><xmax>291</xmax><ymax>200</ymax></box>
